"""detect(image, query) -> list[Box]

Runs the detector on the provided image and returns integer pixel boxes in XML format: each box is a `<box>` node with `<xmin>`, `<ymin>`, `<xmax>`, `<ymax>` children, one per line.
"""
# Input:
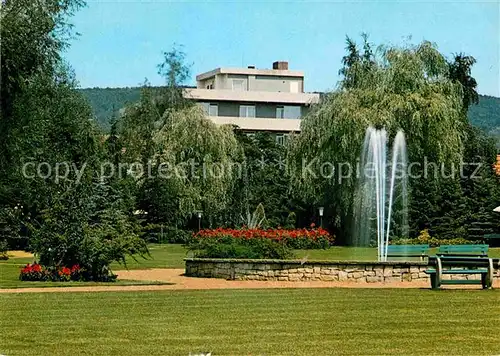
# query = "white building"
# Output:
<box><xmin>183</xmin><ymin>61</ymin><xmax>320</xmax><ymax>141</ymax></box>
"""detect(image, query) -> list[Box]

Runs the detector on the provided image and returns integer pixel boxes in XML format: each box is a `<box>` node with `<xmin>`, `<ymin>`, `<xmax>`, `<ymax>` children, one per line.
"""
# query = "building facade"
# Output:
<box><xmin>183</xmin><ymin>61</ymin><xmax>320</xmax><ymax>140</ymax></box>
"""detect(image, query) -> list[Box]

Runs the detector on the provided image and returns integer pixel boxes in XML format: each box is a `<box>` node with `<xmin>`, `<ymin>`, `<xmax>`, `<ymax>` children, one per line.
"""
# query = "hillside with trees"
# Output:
<box><xmin>78</xmin><ymin>87</ymin><xmax>141</xmax><ymax>130</ymax></box>
<box><xmin>468</xmin><ymin>95</ymin><xmax>500</xmax><ymax>141</ymax></box>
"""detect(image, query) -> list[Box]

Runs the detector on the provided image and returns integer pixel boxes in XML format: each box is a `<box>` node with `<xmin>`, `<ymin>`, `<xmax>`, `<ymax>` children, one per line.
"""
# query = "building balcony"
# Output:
<box><xmin>184</xmin><ymin>88</ymin><xmax>319</xmax><ymax>105</ymax></box>
<box><xmin>207</xmin><ymin>116</ymin><xmax>301</xmax><ymax>132</ymax></box>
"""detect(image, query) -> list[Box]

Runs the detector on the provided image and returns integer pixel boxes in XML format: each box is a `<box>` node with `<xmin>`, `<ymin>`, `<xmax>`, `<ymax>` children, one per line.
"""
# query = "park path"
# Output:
<box><xmin>1</xmin><ymin>268</ymin><xmax>498</xmax><ymax>294</ymax></box>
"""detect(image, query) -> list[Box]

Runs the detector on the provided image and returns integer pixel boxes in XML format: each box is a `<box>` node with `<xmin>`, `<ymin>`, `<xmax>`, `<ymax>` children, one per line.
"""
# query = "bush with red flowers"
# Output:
<box><xmin>192</xmin><ymin>226</ymin><xmax>334</xmax><ymax>250</ymax></box>
<box><xmin>19</xmin><ymin>263</ymin><xmax>111</xmax><ymax>282</ymax></box>
<box><xmin>19</xmin><ymin>263</ymin><xmax>45</xmax><ymax>281</ymax></box>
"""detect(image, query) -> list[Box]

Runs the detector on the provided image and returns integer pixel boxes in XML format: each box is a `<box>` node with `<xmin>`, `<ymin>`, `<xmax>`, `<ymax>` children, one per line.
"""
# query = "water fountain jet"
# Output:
<box><xmin>354</xmin><ymin>127</ymin><xmax>408</xmax><ymax>261</ymax></box>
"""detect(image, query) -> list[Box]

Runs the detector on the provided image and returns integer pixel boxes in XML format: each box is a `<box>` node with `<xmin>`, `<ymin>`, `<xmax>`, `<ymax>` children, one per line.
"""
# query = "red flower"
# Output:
<box><xmin>59</xmin><ymin>267</ymin><xmax>71</xmax><ymax>276</ymax></box>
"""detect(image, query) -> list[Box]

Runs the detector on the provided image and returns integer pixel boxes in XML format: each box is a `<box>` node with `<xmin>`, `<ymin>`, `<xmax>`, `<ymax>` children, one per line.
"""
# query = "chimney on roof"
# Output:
<box><xmin>247</xmin><ymin>65</ymin><xmax>255</xmax><ymax>69</ymax></box>
<box><xmin>273</xmin><ymin>61</ymin><xmax>288</xmax><ymax>70</ymax></box>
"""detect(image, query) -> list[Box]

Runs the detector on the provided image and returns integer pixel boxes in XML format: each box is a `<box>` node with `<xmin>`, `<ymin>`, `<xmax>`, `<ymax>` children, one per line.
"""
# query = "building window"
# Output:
<box><xmin>239</xmin><ymin>105</ymin><xmax>255</xmax><ymax>118</ymax></box>
<box><xmin>209</xmin><ymin>104</ymin><xmax>218</xmax><ymax>116</ymax></box>
<box><xmin>232</xmin><ymin>79</ymin><xmax>245</xmax><ymax>91</ymax></box>
<box><xmin>276</xmin><ymin>106</ymin><xmax>285</xmax><ymax>119</ymax></box>
<box><xmin>283</xmin><ymin>106</ymin><xmax>302</xmax><ymax>119</ymax></box>
<box><xmin>206</xmin><ymin>83</ymin><xmax>213</xmax><ymax>89</ymax></box>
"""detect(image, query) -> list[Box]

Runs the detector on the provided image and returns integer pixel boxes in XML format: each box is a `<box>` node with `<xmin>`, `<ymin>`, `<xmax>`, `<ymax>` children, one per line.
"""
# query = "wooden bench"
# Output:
<box><xmin>425</xmin><ymin>245</ymin><xmax>496</xmax><ymax>289</ymax></box>
<box><xmin>437</xmin><ymin>244</ymin><xmax>489</xmax><ymax>257</ymax></box>
<box><xmin>387</xmin><ymin>244</ymin><xmax>429</xmax><ymax>261</ymax></box>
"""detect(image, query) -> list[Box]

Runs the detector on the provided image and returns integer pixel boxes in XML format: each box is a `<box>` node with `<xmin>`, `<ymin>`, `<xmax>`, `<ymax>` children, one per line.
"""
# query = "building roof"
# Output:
<box><xmin>196</xmin><ymin>67</ymin><xmax>304</xmax><ymax>81</ymax></box>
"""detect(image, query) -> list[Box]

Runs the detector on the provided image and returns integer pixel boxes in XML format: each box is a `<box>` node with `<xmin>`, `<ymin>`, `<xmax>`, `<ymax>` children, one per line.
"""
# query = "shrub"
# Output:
<box><xmin>19</xmin><ymin>263</ymin><xmax>116</xmax><ymax>282</ymax></box>
<box><xmin>188</xmin><ymin>236</ymin><xmax>294</xmax><ymax>260</ymax></box>
<box><xmin>391</xmin><ymin>229</ymin><xmax>479</xmax><ymax>247</ymax></box>
<box><xmin>0</xmin><ymin>239</ymin><xmax>8</xmax><ymax>260</ymax></box>
<box><xmin>32</xmin><ymin>211</ymin><xmax>143</xmax><ymax>281</ymax></box>
<box><xmin>193</xmin><ymin>226</ymin><xmax>334</xmax><ymax>250</ymax></box>
<box><xmin>29</xmin><ymin>185</ymin><xmax>148</xmax><ymax>282</ymax></box>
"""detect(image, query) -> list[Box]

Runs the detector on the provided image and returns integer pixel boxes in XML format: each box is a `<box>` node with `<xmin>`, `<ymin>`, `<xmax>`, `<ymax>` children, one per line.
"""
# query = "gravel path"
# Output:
<box><xmin>2</xmin><ymin>268</ymin><xmax>498</xmax><ymax>293</ymax></box>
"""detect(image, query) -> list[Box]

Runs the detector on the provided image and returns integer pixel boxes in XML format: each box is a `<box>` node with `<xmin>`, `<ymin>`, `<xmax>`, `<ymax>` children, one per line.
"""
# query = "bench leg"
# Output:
<box><xmin>430</xmin><ymin>274</ymin><xmax>438</xmax><ymax>289</ymax></box>
<box><xmin>481</xmin><ymin>273</ymin><xmax>487</xmax><ymax>289</ymax></box>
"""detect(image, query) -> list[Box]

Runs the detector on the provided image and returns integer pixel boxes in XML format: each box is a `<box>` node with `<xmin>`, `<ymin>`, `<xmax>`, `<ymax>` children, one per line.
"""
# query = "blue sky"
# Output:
<box><xmin>65</xmin><ymin>0</ymin><xmax>500</xmax><ymax>96</ymax></box>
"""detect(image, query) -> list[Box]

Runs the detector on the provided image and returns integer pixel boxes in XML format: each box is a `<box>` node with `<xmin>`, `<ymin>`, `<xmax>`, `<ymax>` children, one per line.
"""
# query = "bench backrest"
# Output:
<box><xmin>437</xmin><ymin>244</ymin><xmax>488</xmax><ymax>257</ymax></box>
<box><xmin>387</xmin><ymin>244</ymin><xmax>429</xmax><ymax>257</ymax></box>
<box><xmin>484</xmin><ymin>234</ymin><xmax>500</xmax><ymax>239</ymax></box>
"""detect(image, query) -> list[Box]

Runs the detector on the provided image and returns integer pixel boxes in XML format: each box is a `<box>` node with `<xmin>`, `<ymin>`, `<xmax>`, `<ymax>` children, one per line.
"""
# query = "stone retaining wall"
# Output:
<box><xmin>184</xmin><ymin>259</ymin><xmax>500</xmax><ymax>283</ymax></box>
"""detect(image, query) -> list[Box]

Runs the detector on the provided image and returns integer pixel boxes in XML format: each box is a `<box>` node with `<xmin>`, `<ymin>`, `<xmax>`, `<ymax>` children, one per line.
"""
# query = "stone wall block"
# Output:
<box><xmin>383</xmin><ymin>267</ymin><xmax>393</xmax><ymax>277</ymax></box>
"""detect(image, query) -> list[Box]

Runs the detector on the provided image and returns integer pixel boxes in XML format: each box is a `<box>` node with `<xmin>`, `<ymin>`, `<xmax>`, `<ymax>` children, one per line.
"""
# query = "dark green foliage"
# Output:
<box><xmin>228</xmin><ymin>130</ymin><xmax>307</xmax><ymax>228</ymax></box>
<box><xmin>0</xmin><ymin>240</ymin><xmax>8</xmax><ymax>260</ymax></box>
<box><xmin>339</xmin><ymin>34</ymin><xmax>376</xmax><ymax>90</ymax></box>
<box><xmin>423</xmin><ymin>127</ymin><xmax>500</xmax><ymax>241</ymax></box>
<box><xmin>281</xmin><ymin>236</ymin><xmax>331</xmax><ymax>250</ymax></box>
<box><xmin>188</xmin><ymin>237</ymin><xmax>294</xmax><ymax>259</ymax></box>
<box><xmin>448</xmin><ymin>54</ymin><xmax>479</xmax><ymax>112</ymax></box>
<box><xmin>0</xmin><ymin>206</ymin><xmax>26</xmax><ymax>250</ymax></box>
<box><xmin>392</xmin><ymin>229</ymin><xmax>477</xmax><ymax>247</ymax></box>
<box><xmin>0</xmin><ymin>0</ymin><xmax>148</xmax><ymax>276</ymax></box>
<box><xmin>142</xmin><ymin>225</ymin><xmax>193</xmax><ymax>244</ymax></box>
<box><xmin>29</xmin><ymin>183</ymin><xmax>148</xmax><ymax>280</ymax></box>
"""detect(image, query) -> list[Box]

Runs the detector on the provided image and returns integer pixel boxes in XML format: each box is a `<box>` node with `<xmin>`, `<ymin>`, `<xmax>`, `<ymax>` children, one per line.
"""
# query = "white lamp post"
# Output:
<box><xmin>319</xmin><ymin>207</ymin><xmax>324</xmax><ymax>228</ymax></box>
<box><xmin>197</xmin><ymin>211</ymin><xmax>202</xmax><ymax>231</ymax></box>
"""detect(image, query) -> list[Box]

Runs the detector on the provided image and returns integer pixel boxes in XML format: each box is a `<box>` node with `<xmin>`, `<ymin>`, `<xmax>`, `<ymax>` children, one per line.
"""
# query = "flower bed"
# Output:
<box><xmin>193</xmin><ymin>226</ymin><xmax>334</xmax><ymax>249</ymax></box>
<box><xmin>19</xmin><ymin>263</ymin><xmax>116</xmax><ymax>282</ymax></box>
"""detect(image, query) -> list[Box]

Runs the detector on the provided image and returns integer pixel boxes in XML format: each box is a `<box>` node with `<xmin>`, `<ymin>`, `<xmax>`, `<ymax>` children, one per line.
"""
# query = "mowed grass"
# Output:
<box><xmin>1</xmin><ymin>288</ymin><xmax>500</xmax><ymax>355</ymax></box>
<box><xmin>111</xmin><ymin>243</ymin><xmax>190</xmax><ymax>270</ymax></box>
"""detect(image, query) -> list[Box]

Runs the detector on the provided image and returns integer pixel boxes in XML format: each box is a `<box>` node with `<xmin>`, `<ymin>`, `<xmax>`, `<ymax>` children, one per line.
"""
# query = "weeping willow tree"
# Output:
<box><xmin>288</xmin><ymin>40</ymin><xmax>467</xmax><ymax>243</ymax></box>
<box><xmin>116</xmin><ymin>46</ymin><xmax>240</xmax><ymax>226</ymax></box>
<box><xmin>139</xmin><ymin>106</ymin><xmax>240</xmax><ymax>226</ymax></box>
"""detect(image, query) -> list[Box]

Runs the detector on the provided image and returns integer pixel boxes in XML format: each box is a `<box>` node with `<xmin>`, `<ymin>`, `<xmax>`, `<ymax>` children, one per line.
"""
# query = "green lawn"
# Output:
<box><xmin>113</xmin><ymin>244</ymin><xmax>500</xmax><ymax>270</ymax></box>
<box><xmin>1</xmin><ymin>288</ymin><xmax>499</xmax><ymax>355</ymax></box>
<box><xmin>111</xmin><ymin>243</ymin><xmax>191</xmax><ymax>270</ymax></box>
